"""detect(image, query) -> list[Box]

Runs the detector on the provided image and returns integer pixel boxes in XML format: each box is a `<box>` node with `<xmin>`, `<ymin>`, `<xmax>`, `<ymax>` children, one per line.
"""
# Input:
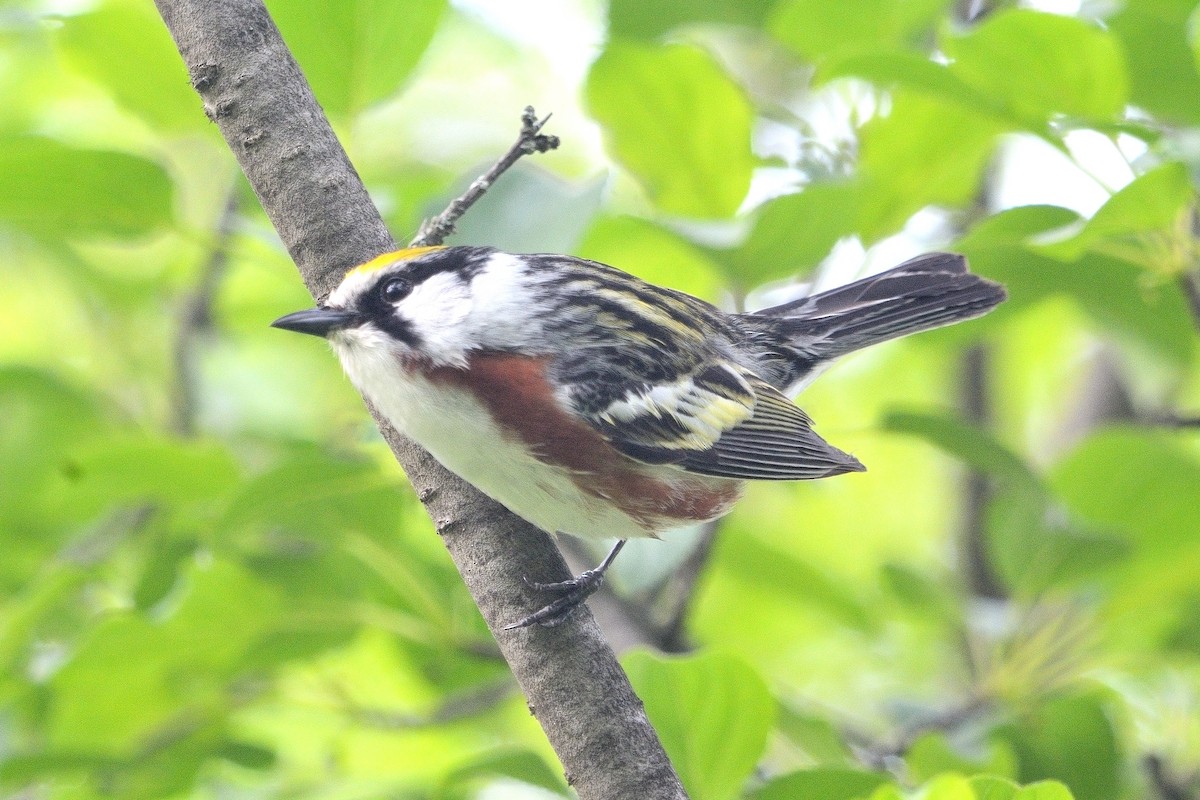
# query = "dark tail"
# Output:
<box><xmin>751</xmin><ymin>252</ymin><xmax>1006</xmax><ymax>361</ymax></box>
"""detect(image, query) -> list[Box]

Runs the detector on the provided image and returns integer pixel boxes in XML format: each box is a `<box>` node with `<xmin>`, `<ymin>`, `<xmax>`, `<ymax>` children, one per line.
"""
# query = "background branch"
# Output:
<box><xmin>151</xmin><ymin>2</ymin><xmax>685</xmax><ymax>797</ymax></box>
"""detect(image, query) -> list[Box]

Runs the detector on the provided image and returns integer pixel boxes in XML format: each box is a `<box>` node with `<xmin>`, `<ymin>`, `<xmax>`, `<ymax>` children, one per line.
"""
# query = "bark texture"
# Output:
<box><xmin>152</xmin><ymin>2</ymin><xmax>687</xmax><ymax>797</ymax></box>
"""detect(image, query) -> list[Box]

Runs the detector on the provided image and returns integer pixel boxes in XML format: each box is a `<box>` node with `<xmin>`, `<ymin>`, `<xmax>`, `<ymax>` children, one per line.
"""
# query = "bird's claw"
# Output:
<box><xmin>503</xmin><ymin>569</ymin><xmax>606</xmax><ymax>630</ymax></box>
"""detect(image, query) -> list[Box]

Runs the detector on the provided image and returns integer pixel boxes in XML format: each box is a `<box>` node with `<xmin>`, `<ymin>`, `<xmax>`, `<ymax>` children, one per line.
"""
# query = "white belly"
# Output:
<box><xmin>338</xmin><ymin>344</ymin><xmax>652</xmax><ymax>541</ymax></box>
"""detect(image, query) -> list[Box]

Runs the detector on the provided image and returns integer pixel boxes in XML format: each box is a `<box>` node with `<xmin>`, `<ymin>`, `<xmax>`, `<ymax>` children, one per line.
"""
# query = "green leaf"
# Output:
<box><xmin>724</xmin><ymin>181</ymin><xmax>864</xmax><ymax>285</ymax></box>
<box><xmin>217</xmin><ymin>740</ymin><xmax>277</xmax><ymax>770</ymax></box>
<box><xmin>219</xmin><ymin>447</ymin><xmax>403</xmax><ymax>539</ymax></box>
<box><xmin>943</xmin><ymin>10</ymin><xmax>1128</xmax><ymax>123</ymax></box>
<box><xmin>972</xmin><ymin>776</ymin><xmax>1021</xmax><ymax>800</ymax></box>
<box><xmin>857</xmin><ymin>92</ymin><xmax>1005</xmax><ymax>239</ymax></box>
<box><xmin>996</xmin><ymin>691</ymin><xmax>1123</xmax><ymax>800</ymax></box>
<box><xmin>719</xmin><ymin>531</ymin><xmax>877</xmax><ymax>631</ymax></box>
<box><xmin>1050</xmin><ymin>428</ymin><xmax>1200</xmax><ymax>561</ymax></box>
<box><xmin>770</xmin><ymin>0</ymin><xmax>951</xmax><ymax>62</ymax></box>
<box><xmin>57</xmin><ymin>0</ymin><xmax>208</xmax><ymax>131</ymax></box>
<box><xmin>578</xmin><ymin>215</ymin><xmax>726</xmax><ymax>301</ymax></box>
<box><xmin>438</xmin><ymin>748</ymin><xmax>569</xmax><ymax>797</ymax></box>
<box><xmin>880</xmin><ymin>562</ymin><xmax>960</xmax><ymax>625</ymax></box>
<box><xmin>751</xmin><ymin>767</ymin><xmax>890</xmax><ymax>800</ymax></box>
<box><xmin>819</xmin><ymin>50</ymin><xmax>999</xmax><ymax>116</ymax></box>
<box><xmin>1109</xmin><ymin>1</ymin><xmax>1200</xmax><ymax>124</ymax></box>
<box><xmin>586</xmin><ymin>42</ymin><xmax>754</xmax><ymax>218</ymax></box>
<box><xmin>64</xmin><ymin>437</ymin><xmax>241</xmax><ymax>518</ymax></box>
<box><xmin>883</xmin><ymin>411</ymin><xmax>1042</xmax><ymax>496</ymax></box>
<box><xmin>623</xmin><ymin>650</ymin><xmax>774</xmax><ymax>800</ymax></box>
<box><xmin>608</xmin><ymin>0</ymin><xmax>773</xmax><ymax>40</ymax></box>
<box><xmin>907</xmin><ymin>731</ymin><xmax>1017</xmax><ymax>781</ymax></box>
<box><xmin>47</xmin><ymin>559</ymin><xmax>284</xmax><ymax>753</ymax></box>
<box><xmin>0</xmin><ymin>136</ymin><xmax>173</xmax><ymax>237</ymax></box>
<box><xmin>268</xmin><ymin>0</ymin><xmax>446</xmax><ymax>119</ymax></box>
<box><xmin>921</xmin><ymin>774</ymin><xmax>978</xmax><ymax>800</ymax></box>
<box><xmin>957</xmin><ymin>205</ymin><xmax>1082</xmax><ymax>250</ymax></box>
<box><xmin>1034</xmin><ymin>162</ymin><xmax>1193</xmax><ymax>269</ymax></box>
<box><xmin>1016</xmin><ymin>782</ymin><xmax>1075</xmax><ymax>800</ymax></box>
<box><xmin>963</xmin><ymin>249</ymin><xmax>1195</xmax><ymax>364</ymax></box>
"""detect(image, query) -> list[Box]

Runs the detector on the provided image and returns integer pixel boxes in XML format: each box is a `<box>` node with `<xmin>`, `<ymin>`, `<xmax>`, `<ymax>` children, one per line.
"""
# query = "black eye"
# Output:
<box><xmin>380</xmin><ymin>276</ymin><xmax>412</xmax><ymax>303</ymax></box>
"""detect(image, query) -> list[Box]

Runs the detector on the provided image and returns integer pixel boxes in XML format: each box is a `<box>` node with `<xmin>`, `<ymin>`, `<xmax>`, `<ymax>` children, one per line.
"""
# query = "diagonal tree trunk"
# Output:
<box><xmin>151</xmin><ymin>2</ymin><xmax>686</xmax><ymax>797</ymax></box>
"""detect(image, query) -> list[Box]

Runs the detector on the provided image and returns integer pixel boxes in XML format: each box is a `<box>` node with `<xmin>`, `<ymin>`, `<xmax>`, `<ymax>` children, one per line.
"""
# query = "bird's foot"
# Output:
<box><xmin>503</xmin><ymin>569</ymin><xmax>608</xmax><ymax>630</ymax></box>
<box><xmin>503</xmin><ymin>540</ymin><xmax>627</xmax><ymax>630</ymax></box>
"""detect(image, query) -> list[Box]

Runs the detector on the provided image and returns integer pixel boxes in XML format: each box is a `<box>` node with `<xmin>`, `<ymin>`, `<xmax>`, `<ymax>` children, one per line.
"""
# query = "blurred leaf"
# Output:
<box><xmin>883</xmin><ymin>411</ymin><xmax>1041</xmax><ymax>495</ymax></box>
<box><xmin>942</xmin><ymin>10</ymin><xmax>1128</xmax><ymax>124</ymax></box>
<box><xmin>0</xmin><ymin>367</ymin><xmax>106</xmax><ymax>528</ymax></box>
<box><xmin>586</xmin><ymin>42</ymin><xmax>754</xmax><ymax>218</ymax></box>
<box><xmin>996</xmin><ymin>691</ymin><xmax>1123</xmax><ymax>800</ymax></box>
<box><xmin>0</xmin><ymin>136</ymin><xmax>173</xmax><ymax>236</ymax></box>
<box><xmin>48</xmin><ymin>559</ymin><xmax>284</xmax><ymax>753</ymax></box>
<box><xmin>986</xmin><ymin>493</ymin><xmax>1129</xmax><ymax>596</ymax></box>
<box><xmin>964</xmin><ymin>249</ymin><xmax>1195</xmax><ymax>364</ymax></box>
<box><xmin>449</xmin><ymin>165</ymin><xmax>604</xmax><ymax>254</ymax></box>
<box><xmin>884</xmin><ymin>410</ymin><xmax>1128</xmax><ymax>595</ymax></box>
<box><xmin>133</xmin><ymin>535</ymin><xmax>198</xmax><ymax>610</ymax></box>
<box><xmin>437</xmin><ymin>748</ymin><xmax>568</xmax><ymax>798</ymax></box>
<box><xmin>972</xmin><ymin>776</ymin><xmax>1021</xmax><ymax>800</ymax></box>
<box><xmin>608</xmin><ymin>0</ymin><xmax>773</xmax><ymax>40</ymax></box>
<box><xmin>268</xmin><ymin>0</ymin><xmax>446</xmax><ymax>119</ymax></box>
<box><xmin>217</xmin><ymin>740</ymin><xmax>277</xmax><ymax>770</ymax></box>
<box><xmin>957</xmin><ymin>205</ymin><xmax>1082</xmax><ymax>250</ymax></box>
<box><xmin>1017</xmin><ymin>782</ymin><xmax>1076</xmax><ymax>800</ymax></box>
<box><xmin>1050</xmin><ymin>428</ymin><xmax>1200</xmax><ymax>561</ymax></box>
<box><xmin>719</xmin><ymin>530</ymin><xmax>877</xmax><ymax>631</ymax></box>
<box><xmin>623</xmin><ymin>650</ymin><xmax>774</xmax><ymax>800</ymax></box>
<box><xmin>769</xmin><ymin>0</ymin><xmax>951</xmax><ymax>62</ymax></box>
<box><xmin>578</xmin><ymin>215</ymin><xmax>726</xmax><ymax>301</ymax></box>
<box><xmin>1034</xmin><ymin>162</ymin><xmax>1192</xmax><ymax>269</ymax></box>
<box><xmin>219</xmin><ymin>446</ymin><xmax>403</xmax><ymax>538</ymax></box>
<box><xmin>776</xmin><ymin>706</ymin><xmax>853</xmax><ymax>764</ymax></box>
<box><xmin>906</xmin><ymin>731</ymin><xmax>1016</xmax><ymax>781</ymax></box>
<box><xmin>64</xmin><ymin>437</ymin><xmax>240</xmax><ymax>519</ymax></box>
<box><xmin>57</xmin><ymin>0</ymin><xmax>207</xmax><ymax>131</ymax></box>
<box><xmin>1109</xmin><ymin>0</ymin><xmax>1200</xmax><ymax>124</ymax></box>
<box><xmin>881</xmin><ymin>562</ymin><xmax>960</xmax><ymax>625</ymax></box>
<box><xmin>920</xmin><ymin>774</ymin><xmax>977</xmax><ymax>800</ymax></box>
<box><xmin>751</xmin><ymin>767</ymin><xmax>890</xmax><ymax>800</ymax></box>
<box><xmin>819</xmin><ymin>50</ymin><xmax>1000</xmax><ymax>116</ymax></box>
<box><xmin>724</xmin><ymin>181</ymin><xmax>864</xmax><ymax>285</ymax></box>
<box><xmin>857</xmin><ymin>92</ymin><xmax>1005</xmax><ymax>239</ymax></box>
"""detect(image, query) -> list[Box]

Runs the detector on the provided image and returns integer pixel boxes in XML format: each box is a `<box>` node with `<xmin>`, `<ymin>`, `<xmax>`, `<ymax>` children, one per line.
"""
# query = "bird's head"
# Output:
<box><xmin>271</xmin><ymin>245</ymin><xmax>529</xmax><ymax>367</ymax></box>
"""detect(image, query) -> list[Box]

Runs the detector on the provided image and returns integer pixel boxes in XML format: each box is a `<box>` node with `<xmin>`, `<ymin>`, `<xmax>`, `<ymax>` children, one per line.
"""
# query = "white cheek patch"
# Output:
<box><xmin>399</xmin><ymin>271</ymin><xmax>473</xmax><ymax>366</ymax></box>
<box><xmin>462</xmin><ymin>252</ymin><xmax>545</xmax><ymax>349</ymax></box>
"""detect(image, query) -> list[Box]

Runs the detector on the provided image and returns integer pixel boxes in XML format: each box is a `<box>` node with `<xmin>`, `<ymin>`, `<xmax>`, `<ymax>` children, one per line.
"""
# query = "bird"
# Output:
<box><xmin>272</xmin><ymin>246</ymin><xmax>1005</xmax><ymax>628</ymax></box>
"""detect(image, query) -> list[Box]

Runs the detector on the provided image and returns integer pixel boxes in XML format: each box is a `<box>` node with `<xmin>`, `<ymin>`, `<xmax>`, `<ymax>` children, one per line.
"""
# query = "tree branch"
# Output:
<box><xmin>151</xmin><ymin>2</ymin><xmax>685</xmax><ymax>797</ymax></box>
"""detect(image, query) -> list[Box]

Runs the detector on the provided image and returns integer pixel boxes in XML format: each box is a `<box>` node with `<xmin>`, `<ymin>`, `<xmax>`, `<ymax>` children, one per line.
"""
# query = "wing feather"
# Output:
<box><xmin>574</xmin><ymin>361</ymin><xmax>865</xmax><ymax>481</ymax></box>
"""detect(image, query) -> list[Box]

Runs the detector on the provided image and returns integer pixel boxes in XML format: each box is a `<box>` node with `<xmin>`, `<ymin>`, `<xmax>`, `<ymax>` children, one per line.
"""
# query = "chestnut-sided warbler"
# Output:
<box><xmin>272</xmin><ymin>246</ymin><xmax>1005</xmax><ymax>627</ymax></box>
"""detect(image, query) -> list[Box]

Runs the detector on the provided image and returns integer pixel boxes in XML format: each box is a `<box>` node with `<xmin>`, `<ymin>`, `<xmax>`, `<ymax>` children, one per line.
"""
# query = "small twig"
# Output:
<box><xmin>409</xmin><ymin>106</ymin><xmax>559</xmax><ymax>248</ymax></box>
<box><xmin>654</xmin><ymin>519</ymin><xmax>723</xmax><ymax>653</ymax></box>
<box><xmin>1146</xmin><ymin>412</ymin><xmax>1200</xmax><ymax>428</ymax></box>
<box><xmin>1180</xmin><ymin>270</ymin><xmax>1200</xmax><ymax>336</ymax></box>
<box><xmin>852</xmin><ymin>695</ymin><xmax>992</xmax><ymax>771</ymax></box>
<box><xmin>340</xmin><ymin>677</ymin><xmax>518</xmax><ymax>730</ymax></box>
<box><xmin>170</xmin><ymin>188</ymin><xmax>241</xmax><ymax>436</ymax></box>
<box><xmin>1144</xmin><ymin>754</ymin><xmax>1199</xmax><ymax>800</ymax></box>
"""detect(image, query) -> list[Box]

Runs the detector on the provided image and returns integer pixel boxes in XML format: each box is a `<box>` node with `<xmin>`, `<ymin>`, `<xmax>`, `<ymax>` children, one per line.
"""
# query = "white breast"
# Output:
<box><xmin>331</xmin><ymin>332</ymin><xmax>653</xmax><ymax>541</ymax></box>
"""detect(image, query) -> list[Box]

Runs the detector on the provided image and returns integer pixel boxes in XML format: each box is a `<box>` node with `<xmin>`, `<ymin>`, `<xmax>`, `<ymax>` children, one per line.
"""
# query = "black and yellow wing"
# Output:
<box><xmin>568</xmin><ymin>359</ymin><xmax>865</xmax><ymax>481</ymax></box>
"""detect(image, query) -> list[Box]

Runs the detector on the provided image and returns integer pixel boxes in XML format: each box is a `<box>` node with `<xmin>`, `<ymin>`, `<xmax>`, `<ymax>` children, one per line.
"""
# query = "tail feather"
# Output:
<box><xmin>752</xmin><ymin>252</ymin><xmax>1006</xmax><ymax>361</ymax></box>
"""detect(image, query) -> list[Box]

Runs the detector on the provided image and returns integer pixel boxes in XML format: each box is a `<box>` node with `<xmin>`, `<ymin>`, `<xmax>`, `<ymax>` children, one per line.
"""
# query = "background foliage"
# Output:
<box><xmin>2</xmin><ymin>0</ymin><xmax>1199</xmax><ymax>798</ymax></box>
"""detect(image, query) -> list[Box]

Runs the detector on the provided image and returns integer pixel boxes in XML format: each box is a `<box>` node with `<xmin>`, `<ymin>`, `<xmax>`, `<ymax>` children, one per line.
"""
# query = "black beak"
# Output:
<box><xmin>270</xmin><ymin>307</ymin><xmax>359</xmax><ymax>337</ymax></box>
